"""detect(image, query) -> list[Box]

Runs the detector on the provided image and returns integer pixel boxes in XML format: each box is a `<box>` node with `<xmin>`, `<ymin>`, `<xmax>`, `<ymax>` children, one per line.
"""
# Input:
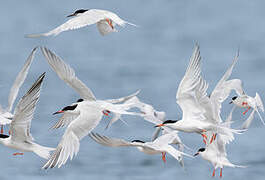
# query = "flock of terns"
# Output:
<box><xmin>0</xmin><ymin>8</ymin><xmax>264</xmax><ymax>178</ymax></box>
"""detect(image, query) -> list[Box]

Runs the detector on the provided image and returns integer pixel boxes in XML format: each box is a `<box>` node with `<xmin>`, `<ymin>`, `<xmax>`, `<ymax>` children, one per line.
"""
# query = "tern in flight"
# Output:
<box><xmin>26</xmin><ymin>9</ymin><xmax>137</xmax><ymax>38</ymax></box>
<box><xmin>0</xmin><ymin>47</ymin><xmax>37</xmax><ymax>134</ymax></box>
<box><xmin>0</xmin><ymin>73</ymin><xmax>55</xmax><ymax>159</ymax></box>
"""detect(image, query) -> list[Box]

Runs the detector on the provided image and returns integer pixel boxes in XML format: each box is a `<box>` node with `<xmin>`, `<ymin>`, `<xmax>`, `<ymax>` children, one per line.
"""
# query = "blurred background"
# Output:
<box><xmin>0</xmin><ymin>0</ymin><xmax>264</xmax><ymax>179</ymax></box>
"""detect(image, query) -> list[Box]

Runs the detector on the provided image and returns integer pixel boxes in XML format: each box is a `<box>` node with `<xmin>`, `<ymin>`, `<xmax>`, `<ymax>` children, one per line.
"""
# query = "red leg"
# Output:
<box><xmin>161</xmin><ymin>152</ymin><xmax>166</xmax><ymax>163</ymax></box>
<box><xmin>243</xmin><ymin>107</ymin><xmax>251</xmax><ymax>115</ymax></box>
<box><xmin>13</xmin><ymin>153</ymin><xmax>24</xmax><ymax>156</ymax></box>
<box><xmin>201</xmin><ymin>134</ymin><xmax>207</xmax><ymax>144</ymax></box>
<box><xmin>106</xmin><ymin>19</ymin><xmax>114</xmax><ymax>29</ymax></box>
<box><xmin>1</xmin><ymin>125</ymin><xmax>3</xmax><ymax>134</ymax></box>
<box><xmin>212</xmin><ymin>168</ymin><xmax>215</xmax><ymax>177</ymax></box>
<box><xmin>220</xmin><ymin>168</ymin><xmax>222</xmax><ymax>178</ymax></box>
<box><xmin>102</xmin><ymin>110</ymin><xmax>109</xmax><ymax>117</ymax></box>
<box><xmin>214</xmin><ymin>133</ymin><xmax>217</xmax><ymax>140</ymax></box>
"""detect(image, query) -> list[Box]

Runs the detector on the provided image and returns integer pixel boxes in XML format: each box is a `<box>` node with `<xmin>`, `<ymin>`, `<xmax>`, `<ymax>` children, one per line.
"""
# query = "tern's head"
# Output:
<box><xmin>67</xmin><ymin>9</ymin><xmax>88</xmax><ymax>17</ymax></box>
<box><xmin>53</xmin><ymin>104</ymin><xmax>78</xmax><ymax>115</ymax></box>
<box><xmin>131</xmin><ymin>140</ymin><xmax>145</xmax><ymax>143</ymax></box>
<box><xmin>154</xmin><ymin>120</ymin><xmax>178</xmax><ymax>127</ymax></box>
<box><xmin>194</xmin><ymin>147</ymin><xmax>206</xmax><ymax>156</ymax></box>
<box><xmin>229</xmin><ymin>96</ymin><xmax>238</xmax><ymax>104</ymax></box>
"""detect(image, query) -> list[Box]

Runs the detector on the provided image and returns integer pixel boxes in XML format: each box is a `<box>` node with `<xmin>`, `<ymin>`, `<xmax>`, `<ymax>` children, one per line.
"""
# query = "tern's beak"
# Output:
<box><xmin>193</xmin><ymin>152</ymin><xmax>199</xmax><ymax>156</ymax></box>
<box><xmin>154</xmin><ymin>124</ymin><xmax>164</xmax><ymax>128</ymax></box>
<box><xmin>229</xmin><ymin>101</ymin><xmax>233</xmax><ymax>104</ymax></box>
<box><xmin>53</xmin><ymin>110</ymin><xmax>64</xmax><ymax>115</ymax></box>
<box><xmin>67</xmin><ymin>13</ymin><xmax>75</xmax><ymax>18</ymax></box>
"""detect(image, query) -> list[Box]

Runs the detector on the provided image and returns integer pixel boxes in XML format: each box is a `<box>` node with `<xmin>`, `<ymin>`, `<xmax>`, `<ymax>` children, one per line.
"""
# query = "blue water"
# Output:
<box><xmin>0</xmin><ymin>0</ymin><xmax>264</xmax><ymax>179</ymax></box>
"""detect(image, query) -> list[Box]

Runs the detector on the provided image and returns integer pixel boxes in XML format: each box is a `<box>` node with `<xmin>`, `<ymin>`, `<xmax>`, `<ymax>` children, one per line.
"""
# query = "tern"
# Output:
<box><xmin>40</xmin><ymin>47</ymin><xmax>142</xmax><ymax>169</ymax></box>
<box><xmin>26</xmin><ymin>9</ymin><xmax>137</xmax><ymax>38</ymax></box>
<box><xmin>89</xmin><ymin>132</ymin><xmax>192</xmax><ymax>165</ymax></box>
<box><xmin>0</xmin><ymin>73</ymin><xmax>55</xmax><ymax>159</ymax></box>
<box><xmin>194</xmin><ymin>107</ymin><xmax>246</xmax><ymax>177</ymax></box>
<box><xmin>155</xmin><ymin>45</ymin><xmax>241</xmax><ymax>143</ymax></box>
<box><xmin>230</xmin><ymin>93</ymin><xmax>264</xmax><ymax>125</ymax></box>
<box><xmin>0</xmin><ymin>47</ymin><xmax>37</xmax><ymax>133</ymax></box>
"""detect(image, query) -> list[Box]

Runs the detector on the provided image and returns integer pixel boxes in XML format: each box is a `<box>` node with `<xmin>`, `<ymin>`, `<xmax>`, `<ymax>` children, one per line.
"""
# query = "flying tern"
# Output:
<box><xmin>0</xmin><ymin>47</ymin><xmax>37</xmax><ymax>133</ymax></box>
<box><xmin>0</xmin><ymin>73</ymin><xmax>55</xmax><ymax>159</ymax></box>
<box><xmin>155</xmin><ymin>45</ymin><xmax>241</xmax><ymax>143</ymax></box>
<box><xmin>194</xmin><ymin>107</ymin><xmax>246</xmax><ymax>177</ymax></box>
<box><xmin>89</xmin><ymin>132</ymin><xmax>192</xmax><ymax>165</ymax></box>
<box><xmin>40</xmin><ymin>47</ymin><xmax>141</xmax><ymax>169</ymax></box>
<box><xmin>26</xmin><ymin>9</ymin><xmax>137</xmax><ymax>38</ymax></box>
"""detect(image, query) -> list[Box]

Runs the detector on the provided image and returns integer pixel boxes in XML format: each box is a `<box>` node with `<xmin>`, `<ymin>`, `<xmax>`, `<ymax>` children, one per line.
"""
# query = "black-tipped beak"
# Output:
<box><xmin>154</xmin><ymin>124</ymin><xmax>164</xmax><ymax>128</ymax></box>
<box><xmin>67</xmin><ymin>13</ymin><xmax>75</xmax><ymax>17</ymax></box>
<box><xmin>194</xmin><ymin>152</ymin><xmax>199</xmax><ymax>156</ymax></box>
<box><xmin>229</xmin><ymin>101</ymin><xmax>233</xmax><ymax>104</ymax></box>
<box><xmin>53</xmin><ymin>110</ymin><xmax>64</xmax><ymax>115</ymax></box>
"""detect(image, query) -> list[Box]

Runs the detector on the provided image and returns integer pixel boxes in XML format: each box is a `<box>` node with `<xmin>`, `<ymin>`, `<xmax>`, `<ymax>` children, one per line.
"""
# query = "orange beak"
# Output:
<box><xmin>154</xmin><ymin>124</ymin><xmax>164</xmax><ymax>128</ymax></box>
<box><xmin>53</xmin><ymin>110</ymin><xmax>64</xmax><ymax>115</ymax></box>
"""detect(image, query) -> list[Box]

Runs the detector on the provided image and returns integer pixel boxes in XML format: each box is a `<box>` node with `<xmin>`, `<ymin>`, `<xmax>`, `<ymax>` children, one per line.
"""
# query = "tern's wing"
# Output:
<box><xmin>0</xmin><ymin>115</ymin><xmax>12</xmax><ymax>125</ymax></box>
<box><xmin>7</xmin><ymin>47</ymin><xmax>37</xmax><ymax>113</ymax></box>
<box><xmin>152</xmin><ymin>131</ymin><xmax>180</xmax><ymax>146</ymax></box>
<box><xmin>176</xmin><ymin>44</ymin><xmax>207</xmax><ymax>122</ymax></box>
<box><xmin>241</xmin><ymin>109</ymin><xmax>255</xmax><ymax>130</ymax></box>
<box><xmin>164</xmin><ymin>145</ymin><xmax>193</xmax><ymax>160</ymax></box>
<box><xmin>105</xmin><ymin>90</ymin><xmax>140</xmax><ymax>104</ymax></box>
<box><xmin>51</xmin><ymin>111</ymin><xmax>80</xmax><ymax>129</ymax></box>
<box><xmin>99</xmin><ymin>9</ymin><xmax>137</xmax><ymax>27</ymax></box>
<box><xmin>41</xmin><ymin>47</ymin><xmax>96</xmax><ymax>101</ymax></box>
<box><xmin>42</xmin><ymin>108</ymin><xmax>103</xmax><ymax>169</ymax></box>
<box><xmin>26</xmin><ymin>10</ymin><xmax>107</xmax><ymax>38</ymax></box>
<box><xmin>10</xmin><ymin>73</ymin><xmax>45</xmax><ymax>142</ymax></box>
<box><xmin>89</xmin><ymin>132</ymin><xmax>135</xmax><ymax>147</ymax></box>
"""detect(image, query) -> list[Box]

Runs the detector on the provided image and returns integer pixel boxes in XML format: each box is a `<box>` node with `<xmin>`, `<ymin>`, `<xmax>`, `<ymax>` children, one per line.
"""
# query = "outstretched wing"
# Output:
<box><xmin>210</xmin><ymin>52</ymin><xmax>244</xmax><ymax>123</ymax></box>
<box><xmin>42</xmin><ymin>108</ymin><xmax>103</xmax><ymax>169</ymax></box>
<box><xmin>10</xmin><ymin>73</ymin><xmax>45</xmax><ymax>142</ymax></box>
<box><xmin>41</xmin><ymin>47</ymin><xmax>96</xmax><ymax>101</ymax></box>
<box><xmin>176</xmin><ymin>44</ymin><xmax>207</xmax><ymax>122</ymax></box>
<box><xmin>7</xmin><ymin>47</ymin><xmax>37</xmax><ymax>112</ymax></box>
<box><xmin>89</xmin><ymin>132</ymin><xmax>134</xmax><ymax>147</ymax></box>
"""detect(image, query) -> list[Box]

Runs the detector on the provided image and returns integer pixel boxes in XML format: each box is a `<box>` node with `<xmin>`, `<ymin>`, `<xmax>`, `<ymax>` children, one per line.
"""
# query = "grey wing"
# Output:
<box><xmin>51</xmin><ymin>112</ymin><xmax>80</xmax><ymax>129</ymax></box>
<box><xmin>7</xmin><ymin>47</ymin><xmax>37</xmax><ymax>112</ymax></box>
<box><xmin>89</xmin><ymin>132</ymin><xmax>133</xmax><ymax>147</ymax></box>
<box><xmin>41</xmin><ymin>47</ymin><xmax>96</xmax><ymax>101</ymax></box>
<box><xmin>26</xmin><ymin>10</ymin><xmax>106</xmax><ymax>38</ymax></box>
<box><xmin>105</xmin><ymin>90</ymin><xmax>140</xmax><ymax>104</ymax></box>
<box><xmin>241</xmin><ymin>109</ymin><xmax>255</xmax><ymax>130</ymax></box>
<box><xmin>10</xmin><ymin>73</ymin><xmax>45</xmax><ymax>142</ymax></box>
<box><xmin>43</xmin><ymin>109</ymin><xmax>103</xmax><ymax>169</ymax></box>
<box><xmin>176</xmin><ymin>44</ymin><xmax>207</xmax><ymax>122</ymax></box>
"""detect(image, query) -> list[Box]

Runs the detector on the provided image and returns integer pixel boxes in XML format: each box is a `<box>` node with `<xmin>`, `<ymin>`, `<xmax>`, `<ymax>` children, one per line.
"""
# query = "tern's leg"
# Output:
<box><xmin>13</xmin><ymin>153</ymin><xmax>24</xmax><ymax>156</ymax></box>
<box><xmin>220</xmin><ymin>168</ymin><xmax>223</xmax><ymax>178</ymax></box>
<box><xmin>102</xmin><ymin>110</ymin><xmax>110</xmax><ymax>117</ymax></box>
<box><xmin>212</xmin><ymin>168</ymin><xmax>215</xmax><ymax>177</ymax></box>
<box><xmin>201</xmin><ymin>133</ymin><xmax>207</xmax><ymax>144</ymax></box>
<box><xmin>161</xmin><ymin>152</ymin><xmax>166</xmax><ymax>163</ymax></box>
<box><xmin>106</xmin><ymin>19</ymin><xmax>114</xmax><ymax>29</ymax></box>
<box><xmin>210</xmin><ymin>133</ymin><xmax>217</xmax><ymax>144</ymax></box>
<box><xmin>243</xmin><ymin>107</ymin><xmax>251</xmax><ymax>115</ymax></box>
<box><xmin>1</xmin><ymin>125</ymin><xmax>3</xmax><ymax>134</ymax></box>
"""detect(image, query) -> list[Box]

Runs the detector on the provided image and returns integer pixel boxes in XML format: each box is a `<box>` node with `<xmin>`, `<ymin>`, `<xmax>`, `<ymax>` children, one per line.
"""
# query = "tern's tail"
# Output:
<box><xmin>255</xmin><ymin>93</ymin><xmax>264</xmax><ymax>112</ymax></box>
<box><xmin>215</xmin><ymin>123</ymin><xmax>245</xmax><ymax>144</ymax></box>
<box><xmin>32</xmin><ymin>144</ymin><xmax>55</xmax><ymax>159</ymax></box>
